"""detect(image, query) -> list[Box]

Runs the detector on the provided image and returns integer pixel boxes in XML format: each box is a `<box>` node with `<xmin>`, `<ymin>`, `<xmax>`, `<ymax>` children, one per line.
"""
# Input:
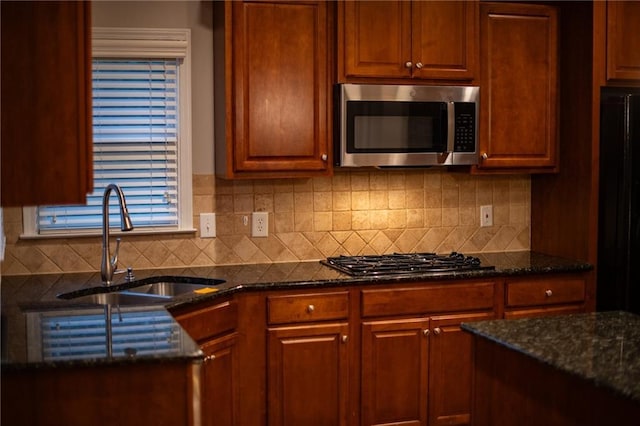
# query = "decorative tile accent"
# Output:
<box><xmin>1</xmin><ymin>170</ymin><xmax>531</xmax><ymax>275</ymax></box>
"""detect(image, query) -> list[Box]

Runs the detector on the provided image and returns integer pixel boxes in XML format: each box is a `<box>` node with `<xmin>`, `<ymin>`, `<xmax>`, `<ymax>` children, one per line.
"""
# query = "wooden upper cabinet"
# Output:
<box><xmin>1</xmin><ymin>1</ymin><xmax>92</xmax><ymax>206</ymax></box>
<box><xmin>339</xmin><ymin>0</ymin><xmax>478</xmax><ymax>82</ymax></box>
<box><xmin>606</xmin><ymin>0</ymin><xmax>640</xmax><ymax>81</ymax></box>
<box><xmin>214</xmin><ymin>0</ymin><xmax>332</xmax><ymax>179</ymax></box>
<box><xmin>476</xmin><ymin>2</ymin><xmax>559</xmax><ymax>172</ymax></box>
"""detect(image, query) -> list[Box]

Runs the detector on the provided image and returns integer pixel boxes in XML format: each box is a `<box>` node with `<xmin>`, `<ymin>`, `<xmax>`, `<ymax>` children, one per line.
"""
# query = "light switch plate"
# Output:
<box><xmin>480</xmin><ymin>205</ymin><xmax>493</xmax><ymax>227</ymax></box>
<box><xmin>200</xmin><ymin>213</ymin><xmax>216</xmax><ymax>238</ymax></box>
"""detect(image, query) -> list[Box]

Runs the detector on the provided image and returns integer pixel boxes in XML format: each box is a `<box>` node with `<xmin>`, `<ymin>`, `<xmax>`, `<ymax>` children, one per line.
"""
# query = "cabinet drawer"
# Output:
<box><xmin>173</xmin><ymin>300</ymin><xmax>238</xmax><ymax>342</ymax></box>
<box><xmin>361</xmin><ymin>282</ymin><xmax>495</xmax><ymax>318</ymax></box>
<box><xmin>505</xmin><ymin>277</ymin><xmax>586</xmax><ymax>307</ymax></box>
<box><xmin>267</xmin><ymin>291</ymin><xmax>349</xmax><ymax>325</ymax></box>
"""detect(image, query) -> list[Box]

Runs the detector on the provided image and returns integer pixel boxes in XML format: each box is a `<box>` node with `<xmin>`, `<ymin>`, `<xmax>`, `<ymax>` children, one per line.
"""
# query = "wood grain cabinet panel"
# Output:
<box><xmin>428</xmin><ymin>312</ymin><xmax>495</xmax><ymax>426</ymax></box>
<box><xmin>361</xmin><ymin>281</ymin><xmax>495</xmax><ymax>318</ymax></box>
<box><xmin>267</xmin><ymin>291</ymin><xmax>349</xmax><ymax>325</ymax></box>
<box><xmin>200</xmin><ymin>334</ymin><xmax>238</xmax><ymax>426</ymax></box>
<box><xmin>267</xmin><ymin>322</ymin><xmax>350</xmax><ymax>426</ymax></box>
<box><xmin>361</xmin><ymin>318</ymin><xmax>430</xmax><ymax>426</ymax></box>
<box><xmin>506</xmin><ymin>277</ymin><xmax>586</xmax><ymax>308</ymax></box>
<box><xmin>606</xmin><ymin>0</ymin><xmax>640</xmax><ymax>81</ymax></box>
<box><xmin>171</xmin><ymin>299</ymin><xmax>238</xmax><ymax>426</ymax></box>
<box><xmin>214</xmin><ymin>0</ymin><xmax>331</xmax><ymax>179</ymax></box>
<box><xmin>477</xmin><ymin>2</ymin><xmax>559</xmax><ymax>172</ymax></box>
<box><xmin>339</xmin><ymin>0</ymin><xmax>477</xmax><ymax>81</ymax></box>
<box><xmin>504</xmin><ymin>275</ymin><xmax>587</xmax><ymax>319</ymax></box>
<box><xmin>361</xmin><ymin>311</ymin><xmax>495</xmax><ymax>426</ymax></box>
<box><xmin>1</xmin><ymin>1</ymin><xmax>92</xmax><ymax>206</ymax></box>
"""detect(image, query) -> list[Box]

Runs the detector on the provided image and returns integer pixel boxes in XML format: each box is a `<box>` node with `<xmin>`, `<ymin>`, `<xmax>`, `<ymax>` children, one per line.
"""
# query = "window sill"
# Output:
<box><xmin>20</xmin><ymin>228</ymin><xmax>197</xmax><ymax>240</ymax></box>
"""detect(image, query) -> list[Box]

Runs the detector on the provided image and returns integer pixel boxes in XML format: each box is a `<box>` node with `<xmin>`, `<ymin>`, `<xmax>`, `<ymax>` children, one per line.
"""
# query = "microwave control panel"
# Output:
<box><xmin>453</xmin><ymin>102</ymin><xmax>476</xmax><ymax>152</ymax></box>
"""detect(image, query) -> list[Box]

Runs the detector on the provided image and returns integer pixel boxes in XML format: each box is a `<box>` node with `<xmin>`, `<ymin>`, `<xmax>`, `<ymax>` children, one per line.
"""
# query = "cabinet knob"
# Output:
<box><xmin>415</xmin><ymin>62</ymin><xmax>424</xmax><ymax>69</ymax></box>
<box><xmin>341</xmin><ymin>335</ymin><xmax>348</xmax><ymax>343</ymax></box>
<box><xmin>204</xmin><ymin>354</ymin><xmax>216</xmax><ymax>362</ymax></box>
<box><xmin>545</xmin><ymin>289</ymin><xmax>553</xmax><ymax>297</ymax></box>
<box><xmin>423</xmin><ymin>329</ymin><xmax>430</xmax><ymax>336</ymax></box>
<box><xmin>321</xmin><ymin>154</ymin><xmax>328</xmax><ymax>162</ymax></box>
<box><xmin>481</xmin><ymin>152</ymin><xmax>488</xmax><ymax>160</ymax></box>
<box><xmin>405</xmin><ymin>61</ymin><xmax>413</xmax><ymax>68</ymax></box>
<box><xmin>433</xmin><ymin>327</ymin><xmax>442</xmax><ymax>335</ymax></box>
<box><xmin>307</xmin><ymin>304</ymin><xmax>315</xmax><ymax>313</ymax></box>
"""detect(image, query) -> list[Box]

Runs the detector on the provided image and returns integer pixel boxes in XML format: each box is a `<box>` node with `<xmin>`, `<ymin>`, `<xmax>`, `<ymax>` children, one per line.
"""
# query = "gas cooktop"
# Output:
<box><xmin>321</xmin><ymin>252</ymin><xmax>494</xmax><ymax>277</ymax></box>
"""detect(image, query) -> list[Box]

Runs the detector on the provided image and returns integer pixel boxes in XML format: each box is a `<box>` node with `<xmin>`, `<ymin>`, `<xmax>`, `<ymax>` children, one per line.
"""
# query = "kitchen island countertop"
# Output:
<box><xmin>462</xmin><ymin>310</ymin><xmax>640</xmax><ymax>403</ymax></box>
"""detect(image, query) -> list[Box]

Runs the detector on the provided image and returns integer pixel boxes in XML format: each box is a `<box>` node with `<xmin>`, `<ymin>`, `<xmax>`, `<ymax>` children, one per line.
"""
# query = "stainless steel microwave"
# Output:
<box><xmin>334</xmin><ymin>84</ymin><xmax>479</xmax><ymax>168</ymax></box>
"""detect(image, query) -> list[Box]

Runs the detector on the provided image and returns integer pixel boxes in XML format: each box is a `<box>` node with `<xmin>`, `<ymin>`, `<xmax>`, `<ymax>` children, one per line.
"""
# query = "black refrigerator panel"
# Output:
<box><xmin>597</xmin><ymin>88</ymin><xmax>640</xmax><ymax>314</ymax></box>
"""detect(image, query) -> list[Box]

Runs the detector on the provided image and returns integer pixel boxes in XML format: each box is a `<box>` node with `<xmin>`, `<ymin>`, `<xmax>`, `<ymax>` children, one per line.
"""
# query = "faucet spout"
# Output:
<box><xmin>101</xmin><ymin>184</ymin><xmax>134</xmax><ymax>286</ymax></box>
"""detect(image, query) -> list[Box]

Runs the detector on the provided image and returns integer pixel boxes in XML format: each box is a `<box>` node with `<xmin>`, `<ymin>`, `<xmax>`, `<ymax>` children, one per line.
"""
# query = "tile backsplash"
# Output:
<box><xmin>1</xmin><ymin>170</ymin><xmax>530</xmax><ymax>275</ymax></box>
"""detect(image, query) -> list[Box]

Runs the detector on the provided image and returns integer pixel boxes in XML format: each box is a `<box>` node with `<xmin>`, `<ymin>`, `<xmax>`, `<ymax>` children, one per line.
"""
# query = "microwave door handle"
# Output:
<box><xmin>446</xmin><ymin>101</ymin><xmax>455</xmax><ymax>153</ymax></box>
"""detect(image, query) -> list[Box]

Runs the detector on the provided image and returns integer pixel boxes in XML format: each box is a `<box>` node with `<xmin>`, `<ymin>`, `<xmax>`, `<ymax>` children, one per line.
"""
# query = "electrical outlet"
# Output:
<box><xmin>252</xmin><ymin>212</ymin><xmax>268</xmax><ymax>237</ymax></box>
<box><xmin>480</xmin><ymin>205</ymin><xmax>493</xmax><ymax>227</ymax></box>
<box><xmin>200</xmin><ymin>213</ymin><xmax>216</xmax><ymax>238</ymax></box>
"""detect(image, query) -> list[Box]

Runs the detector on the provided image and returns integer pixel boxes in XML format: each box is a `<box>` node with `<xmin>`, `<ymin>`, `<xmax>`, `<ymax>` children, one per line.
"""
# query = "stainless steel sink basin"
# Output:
<box><xmin>127</xmin><ymin>281</ymin><xmax>221</xmax><ymax>297</ymax></box>
<box><xmin>66</xmin><ymin>291</ymin><xmax>170</xmax><ymax>306</ymax></box>
<box><xmin>57</xmin><ymin>276</ymin><xmax>226</xmax><ymax>306</ymax></box>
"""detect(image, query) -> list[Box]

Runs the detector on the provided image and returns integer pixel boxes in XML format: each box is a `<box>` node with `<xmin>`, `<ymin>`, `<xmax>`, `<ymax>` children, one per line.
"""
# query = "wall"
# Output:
<box><xmin>0</xmin><ymin>1</ymin><xmax>531</xmax><ymax>276</ymax></box>
<box><xmin>1</xmin><ymin>170</ymin><xmax>530</xmax><ymax>275</ymax></box>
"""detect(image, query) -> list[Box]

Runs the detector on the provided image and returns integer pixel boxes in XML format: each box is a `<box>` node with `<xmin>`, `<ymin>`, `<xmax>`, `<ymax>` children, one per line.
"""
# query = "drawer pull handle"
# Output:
<box><xmin>433</xmin><ymin>327</ymin><xmax>442</xmax><ymax>335</ymax></box>
<box><xmin>341</xmin><ymin>335</ymin><xmax>348</xmax><ymax>343</ymax></box>
<box><xmin>545</xmin><ymin>289</ymin><xmax>553</xmax><ymax>297</ymax></box>
<box><xmin>307</xmin><ymin>304</ymin><xmax>315</xmax><ymax>313</ymax></box>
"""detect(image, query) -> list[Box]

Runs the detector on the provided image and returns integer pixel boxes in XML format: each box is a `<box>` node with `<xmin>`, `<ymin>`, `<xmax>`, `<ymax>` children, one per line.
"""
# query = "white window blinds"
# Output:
<box><xmin>37</xmin><ymin>59</ymin><xmax>180</xmax><ymax>232</ymax></box>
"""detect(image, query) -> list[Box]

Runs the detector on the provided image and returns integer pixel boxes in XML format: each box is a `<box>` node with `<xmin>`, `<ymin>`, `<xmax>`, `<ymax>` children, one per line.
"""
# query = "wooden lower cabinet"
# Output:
<box><xmin>170</xmin><ymin>299</ymin><xmax>238</xmax><ymax>426</ymax></box>
<box><xmin>361</xmin><ymin>311</ymin><xmax>495</xmax><ymax>426</ymax></box>
<box><xmin>201</xmin><ymin>333</ymin><xmax>238</xmax><ymax>426</ymax></box>
<box><xmin>267</xmin><ymin>323</ymin><xmax>350</xmax><ymax>426</ymax></box>
<box><xmin>503</xmin><ymin>275</ymin><xmax>587</xmax><ymax>319</ymax></box>
<box><xmin>362</xmin><ymin>318</ymin><xmax>430</xmax><ymax>426</ymax></box>
<box><xmin>428</xmin><ymin>312</ymin><xmax>495</xmax><ymax>426</ymax></box>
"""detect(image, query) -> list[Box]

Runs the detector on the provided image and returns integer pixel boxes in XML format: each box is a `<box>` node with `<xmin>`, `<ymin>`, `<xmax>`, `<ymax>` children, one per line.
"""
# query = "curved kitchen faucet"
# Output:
<box><xmin>101</xmin><ymin>184</ymin><xmax>134</xmax><ymax>286</ymax></box>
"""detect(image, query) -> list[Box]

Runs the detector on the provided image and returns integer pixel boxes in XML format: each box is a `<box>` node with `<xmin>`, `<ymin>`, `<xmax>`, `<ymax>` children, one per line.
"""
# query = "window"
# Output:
<box><xmin>22</xmin><ymin>28</ymin><xmax>193</xmax><ymax>237</ymax></box>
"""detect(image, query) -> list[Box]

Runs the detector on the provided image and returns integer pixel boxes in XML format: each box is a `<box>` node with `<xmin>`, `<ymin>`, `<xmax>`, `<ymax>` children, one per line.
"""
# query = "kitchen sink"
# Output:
<box><xmin>126</xmin><ymin>281</ymin><xmax>221</xmax><ymax>297</ymax></box>
<box><xmin>57</xmin><ymin>276</ymin><xmax>227</xmax><ymax>306</ymax></box>
<box><xmin>65</xmin><ymin>291</ymin><xmax>170</xmax><ymax>306</ymax></box>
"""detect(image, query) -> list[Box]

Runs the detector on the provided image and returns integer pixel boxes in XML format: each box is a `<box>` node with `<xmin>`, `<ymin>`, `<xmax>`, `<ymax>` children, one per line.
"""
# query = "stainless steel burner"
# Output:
<box><xmin>321</xmin><ymin>252</ymin><xmax>494</xmax><ymax>277</ymax></box>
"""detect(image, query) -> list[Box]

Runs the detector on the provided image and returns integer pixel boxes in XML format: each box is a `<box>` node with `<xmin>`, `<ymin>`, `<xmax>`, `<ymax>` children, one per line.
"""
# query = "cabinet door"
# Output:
<box><xmin>342</xmin><ymin>1</ymin><xmax>412</xmax><ymax>78</ymax></box>
<box><xmin>268</xmin><ymin>323</ymin><xmax>349</xmax><ymax>426</ymax></box>
<box><xmin>411</xmin><ymin>0</ymin><xmax>478</xmax><ymax>80</ymax></box>
<box><xmin>606</xmin><ymin>1</ymin><xmax>640</xmax><ymax>81</ymax></box>
<box><xmin>226</xmin><ymin>0</ymin><xmax>331</xmax><ymax>178</ymax></box>
<box><xmin>478</xmin><ymin>2</ymin><xmax>558</xmax><ymax>171</ymax></box>
<box><xmin>201</xmin><ymin>334</ymin><xmax>237</xmax><ymax>426</ymax></box>
<box><xmin>429</xmin><ymin>312</ymin><xmax>495</xmax><ymax>426</ymax></box>
<box><xmin>1</xmin><ymin>1</ymin><xmax>92</xmax><ymax>206</ymax></box>
<box><xmin>361</xmin><ymin>318</ymin><xmax>429</xmax><ymax>426</ymax></box>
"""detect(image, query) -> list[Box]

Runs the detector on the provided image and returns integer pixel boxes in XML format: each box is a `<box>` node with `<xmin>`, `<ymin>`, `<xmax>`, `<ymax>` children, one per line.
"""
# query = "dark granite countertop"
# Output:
<box><xmin>461</xmin><ymin>311</ymin><xmax>640</xmax><ymax>403</ymax></box>
<box><xmin>1</xmin><ymin>251</ymin><xmax>592</xmax><ymax>370</ymax></box>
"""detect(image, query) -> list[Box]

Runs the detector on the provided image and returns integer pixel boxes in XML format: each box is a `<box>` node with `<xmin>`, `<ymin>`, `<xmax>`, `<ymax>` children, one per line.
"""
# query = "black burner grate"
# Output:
<box><xmin>321</xmin><ymin>252</ymin><xmax>494</xmax><ymax>276</ymax></box>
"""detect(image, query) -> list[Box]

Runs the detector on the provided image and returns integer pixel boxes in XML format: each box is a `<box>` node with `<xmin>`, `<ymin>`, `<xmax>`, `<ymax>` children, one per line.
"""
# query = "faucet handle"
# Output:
<box><xmin>111</xmin><ymin>237</ymin><xmax>122</xmax><ymax>269</ymax></box>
